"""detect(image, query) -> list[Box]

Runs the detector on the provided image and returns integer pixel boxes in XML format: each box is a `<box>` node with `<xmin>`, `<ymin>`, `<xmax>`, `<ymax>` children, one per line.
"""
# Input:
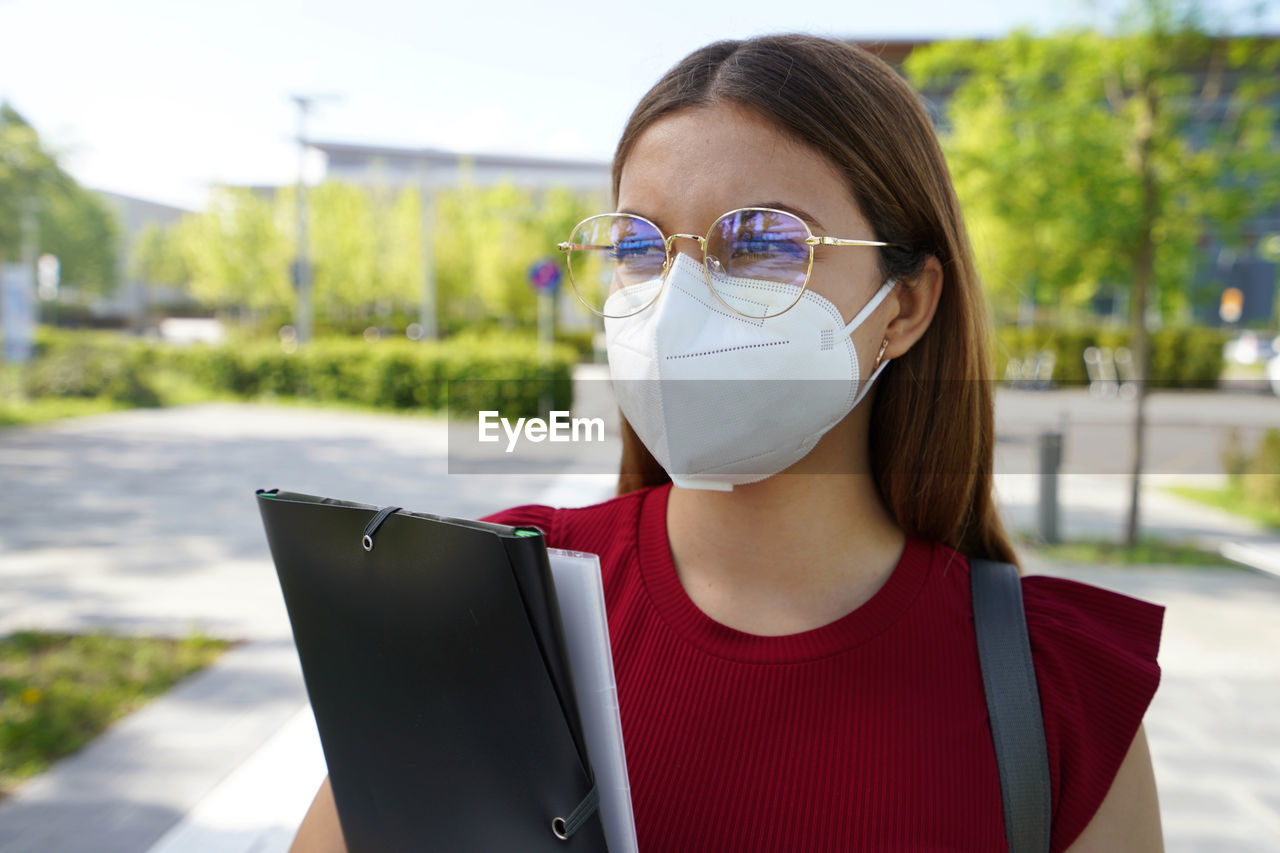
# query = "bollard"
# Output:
<box><xmin>1037</xmin><ymin>431</ymin><xmax>1063</xmax><ymax>544</ymax></box>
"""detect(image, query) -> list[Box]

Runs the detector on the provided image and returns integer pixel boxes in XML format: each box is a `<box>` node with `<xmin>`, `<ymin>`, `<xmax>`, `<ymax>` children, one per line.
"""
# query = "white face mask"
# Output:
<box><xmin>604</xmin><ymin>252</ymin><xmax>896</xmax><ymax>491</ymax></box>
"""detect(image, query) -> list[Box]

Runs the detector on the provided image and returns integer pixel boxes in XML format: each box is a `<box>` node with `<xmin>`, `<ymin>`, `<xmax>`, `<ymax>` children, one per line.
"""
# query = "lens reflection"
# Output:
<box><xmin>706</xmin><ymin>209</ymin><xmax>811</xmax><ymax>318</ymax></box>
<box><xmin>565</xmin><ymin>208</ymin><xmax>817</xmax><ymax>319</ymax></box>
<box><xmin>566</xmin><ymin>214</ymin><xmax>666</xmax><ymax>317</ymax></box>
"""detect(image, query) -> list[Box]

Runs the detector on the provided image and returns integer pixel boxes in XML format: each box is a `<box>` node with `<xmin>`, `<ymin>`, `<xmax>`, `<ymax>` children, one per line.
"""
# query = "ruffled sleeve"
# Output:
<box><xmin>1020</xmin><ymin>575</ymin><xmax>1165</xmax><ymax>853</ymax></box>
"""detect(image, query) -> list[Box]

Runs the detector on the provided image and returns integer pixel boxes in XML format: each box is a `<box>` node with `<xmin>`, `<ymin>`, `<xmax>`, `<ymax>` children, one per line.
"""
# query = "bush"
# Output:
<box><xmin>22</xmin><ymin>328</ymin><xmax>575</xmax><ymax>417</ymax></box>
<box><xmin>24</xmin><ymin>331</ymin><xmax>161</xmax><ymax>407</ymax></box>
<box><xmin>555</xmin><ymin>329</ymin><xmax>598</xmax><ymax>361</ymax></box>
<box><xmin>993</xmin><ymin>325</ymin><xmax>1227</xmax><ymax>387</ymax></box>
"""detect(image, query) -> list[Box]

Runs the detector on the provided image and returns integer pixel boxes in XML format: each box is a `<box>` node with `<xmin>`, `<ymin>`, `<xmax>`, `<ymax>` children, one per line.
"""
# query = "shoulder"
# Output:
<box><xmin>479</xmin><ymin>485</ymin><xmax>660</xmax><ymax>553</ymax></box>
<box><xmin>1016</xmin><ymin>572</ymin><xmax>1165</xmax><ymax>853</ymax></box>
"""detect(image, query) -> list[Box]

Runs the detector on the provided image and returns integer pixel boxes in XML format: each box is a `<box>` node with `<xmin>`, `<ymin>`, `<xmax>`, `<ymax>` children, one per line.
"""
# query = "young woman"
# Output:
<box><xmin>292</xmin><ymin>34</ymin><xmax>1164</xmax><ymax>852</ymax></box>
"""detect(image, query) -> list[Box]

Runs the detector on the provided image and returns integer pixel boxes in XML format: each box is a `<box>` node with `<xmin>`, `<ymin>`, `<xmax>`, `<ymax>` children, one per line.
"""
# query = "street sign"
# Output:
<box><xmin>528</xmin><ymin>258</ymin><xmax>562</xmax><ymax>294</ymax></box>
<box><xmin>2</xmin><ymin>263</ymin><xmax>35</xmax><ymax>364</ymax></box>
<box><xmin>37</xmin><ymin>254</ymin><xmax>60</xmax><ymax>301</ymax></box>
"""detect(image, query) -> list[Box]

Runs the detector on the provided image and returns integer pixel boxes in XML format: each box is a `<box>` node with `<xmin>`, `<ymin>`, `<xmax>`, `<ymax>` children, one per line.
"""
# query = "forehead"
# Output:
<box><xmin>617</xmin><ymin>103</ymin><xmax>864</xmax><ymax>230</ymax></box>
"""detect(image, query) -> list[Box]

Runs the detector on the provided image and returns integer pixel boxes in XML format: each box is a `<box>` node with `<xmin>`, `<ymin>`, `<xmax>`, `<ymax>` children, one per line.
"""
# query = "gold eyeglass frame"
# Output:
<box><xmin>556</xmin><ymin>206</ymin><xmax>897</xmax><ymax>320</ymax></box>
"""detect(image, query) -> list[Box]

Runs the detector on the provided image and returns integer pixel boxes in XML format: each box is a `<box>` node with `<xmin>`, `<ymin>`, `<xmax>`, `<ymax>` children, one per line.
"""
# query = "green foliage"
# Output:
<box><xmin>1168</xmin><ymin>480</ymin><xmax>1280</xmax><ymax>531</ymax></box>
<box><xmin>907</xmin><ymin>8</ymin><xmax>1280</xmax><ymax>324</ymax></box>
<box><xmin>178</xmin><ymin>336</ymin><xmax>575</xmax><ymax>418</ymax></box>
<box><xmin>158</xmin><ymin>178</ymin><xmax>600</xmax><ymax>336</ymax></box>
<box><xmin>0</xmin><ymin>393</ymin><xmax>127</xmax><ymax>428</ymax></box>
<box><xmin>20</xmin><ymin>328</ymin><xmax>575</xmax><ymax>419</ymax></box>
<box><xmin>0</xmin><ymin>104</ymin><xmax>121</xmax><ymax>295</ymax></box>
<box><xmin>554</xmin><ymin>327</ymin><xmax>598</xmax><ymax>361</ymax></box>
<box><xmin>1222</xmin><ymin>427</ymin><xmax>1280</xmax><ymax>508</ymax></box>
<box><xmin>432</xmin><ymin>180</ymin><xmax>601</xmax><ymax>334</ymax></box>
<box><xmin>300</xmin><ymin>181</ymin><xmax>422</xmax><ymax>318</ymax></box>
<box><xmin>994</xmin><ymin>324</ymin><xmax>1227</xmax><ymax>385</ymax></box>
<box><xmin>0</xmin><ymin>630</ymin><xmax>230</xmax><ymax>799</ymax></box>
<box><xmin>22</xmin><ymin>330</ymin><xmax>161</xmax><ymax>406</ymax></box>
<box><xmin>130</xmin><ymin>222</ymin><xmax>190</xmax><ymax>287</ymax></box>
<box><xmin>1020</xmin><ymin>536</ymin><xmax>1240</xmax><ymax>567</ymax></box>
<box><xmin>174</xmin><ymin>187</ymin><xmax>292</xmax><ymax>313</ymax></box>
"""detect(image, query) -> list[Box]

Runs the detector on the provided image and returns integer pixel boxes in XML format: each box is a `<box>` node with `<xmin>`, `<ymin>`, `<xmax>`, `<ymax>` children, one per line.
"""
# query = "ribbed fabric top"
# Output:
<box><xmin>485</xmin><ymin>483</ymin><xmax>1164</xmax><ymax>852</ymax></box>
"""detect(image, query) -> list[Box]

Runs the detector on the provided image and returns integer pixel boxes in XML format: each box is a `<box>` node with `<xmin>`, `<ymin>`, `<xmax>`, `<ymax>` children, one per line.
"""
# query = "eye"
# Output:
<box><xmin>610</xmin><ymin>237</ymin><xmax>664</xmax><ymax>263</ymax></box>
<box><xmin>730</xmin><ymin>234</ymin><xmax>806</xmax><ymax>260</ymax></box>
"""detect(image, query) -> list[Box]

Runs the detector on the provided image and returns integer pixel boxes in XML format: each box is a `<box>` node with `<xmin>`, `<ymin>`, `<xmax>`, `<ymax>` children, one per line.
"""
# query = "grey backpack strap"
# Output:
<box><xmin>970</xmin><ymin>557</ymin><xmax>1052</xmax><ymax>853</ymax></box>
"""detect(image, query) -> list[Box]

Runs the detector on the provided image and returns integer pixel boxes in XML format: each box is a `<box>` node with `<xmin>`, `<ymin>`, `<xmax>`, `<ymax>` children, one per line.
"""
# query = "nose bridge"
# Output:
<box><xmin>665</xmin><ymin>232</ymin><xmax>706</xmax><ymax>257</ymax></box>
<box><xmin>652</xmin><ymin>237</ymin><xmax>712</xmax><ymax>307</ymax></box>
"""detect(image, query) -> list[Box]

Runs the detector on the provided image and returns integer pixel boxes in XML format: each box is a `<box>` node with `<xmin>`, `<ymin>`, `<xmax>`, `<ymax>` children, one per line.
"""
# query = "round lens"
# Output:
<box><xmin>565</xmin><ymin>214</ymin><xmax>666</xmax><ymax>317</ymax></box>
<box><xmin>705</xmin><ymin>209</ymin><xmax>811</xmax><ymax>318</ymax></box>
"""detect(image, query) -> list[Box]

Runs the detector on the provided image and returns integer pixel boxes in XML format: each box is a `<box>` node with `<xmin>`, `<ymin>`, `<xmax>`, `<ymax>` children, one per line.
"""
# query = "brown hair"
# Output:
<box><xmin>611</xmin><ymin>34</ymin><xmax>1017</xmax><ymax>565</ymax></box>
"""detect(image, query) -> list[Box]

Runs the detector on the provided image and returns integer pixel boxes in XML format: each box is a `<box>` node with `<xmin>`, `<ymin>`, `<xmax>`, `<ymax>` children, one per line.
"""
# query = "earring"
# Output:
<box><xmin>873</xmin><ymin>338</ymin><xmax>890</xmax><ymax>371</ymax></box>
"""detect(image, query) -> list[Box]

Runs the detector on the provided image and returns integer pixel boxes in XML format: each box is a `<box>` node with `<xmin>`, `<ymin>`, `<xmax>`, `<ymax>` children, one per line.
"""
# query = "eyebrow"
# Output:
<box><xmin>616</xmin><ymin>207</ymin><xmax>656</xmax><ymax>225</ymax></box>
<box><xmin>756</xmin><ymin>202</ymin><xmax>824</xmax><ymax>232</ymax></box>
<box><xmin>615</xmin><ymin>203</ymin><xmax>826</xmax><ymax>233</ymax></box>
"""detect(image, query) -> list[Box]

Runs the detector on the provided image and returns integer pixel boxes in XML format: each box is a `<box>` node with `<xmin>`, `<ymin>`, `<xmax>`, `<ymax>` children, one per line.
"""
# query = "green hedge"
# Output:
<box><xmin>22</xmin><ymin>328</ymin><xmax>574</xmax><ymax>418</ymax></box>
<box><xmin>994</xmin><ymin>326</ymin><xmax>1228</xmax><ymax>386</ymax></box>
<box><xmin>25</xmin><ymin>330</ymin><xmax>162</xmax><ymax>407</ymax></box>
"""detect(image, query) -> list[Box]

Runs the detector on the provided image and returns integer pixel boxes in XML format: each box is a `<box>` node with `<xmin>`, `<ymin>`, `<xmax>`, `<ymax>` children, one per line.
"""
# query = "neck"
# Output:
<box><xmin>665</xmin><ymin>467</ymin><xmax>905</xmax><ymax>636</ymax></box>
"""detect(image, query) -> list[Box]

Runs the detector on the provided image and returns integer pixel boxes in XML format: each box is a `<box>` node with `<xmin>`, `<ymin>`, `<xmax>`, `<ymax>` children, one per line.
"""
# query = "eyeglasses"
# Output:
<box><xmin>556</xmin><ymin>206</ymin><xmax>896</xmax><ymax>320</ymax></box>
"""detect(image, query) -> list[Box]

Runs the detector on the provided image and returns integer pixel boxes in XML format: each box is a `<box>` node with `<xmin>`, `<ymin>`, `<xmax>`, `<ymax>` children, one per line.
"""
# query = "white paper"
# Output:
<box><xmin>548</xmin><ymin>548</ymin><xmax>638</xmax><ymax>853</ymax></box>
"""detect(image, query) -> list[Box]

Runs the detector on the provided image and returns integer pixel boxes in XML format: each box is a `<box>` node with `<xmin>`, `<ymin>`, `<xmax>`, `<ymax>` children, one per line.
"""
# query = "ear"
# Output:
<box><xmin>882</xmin><ymin>256</ymin><xmax>943</xmax><ymax>360</ymax></box>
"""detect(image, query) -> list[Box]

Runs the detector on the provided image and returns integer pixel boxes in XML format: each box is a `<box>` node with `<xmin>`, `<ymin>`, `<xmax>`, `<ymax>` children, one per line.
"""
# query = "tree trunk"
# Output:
<box><xmin>1125</xmin><ymin>268</ymin><xmax>1151</xmax><ymax>547</ymax></box>
<box><xmin>1125</xmin><ymin>84</ymin><xmax>1160</xmax><ymax>548</ymax></box>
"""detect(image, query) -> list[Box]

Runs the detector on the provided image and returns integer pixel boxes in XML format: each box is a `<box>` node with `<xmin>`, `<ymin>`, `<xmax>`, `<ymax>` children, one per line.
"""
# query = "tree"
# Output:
<box><xmin>173</xmin><ymin>187</ymin><xmax>291</xmax><ymax>316</ymax></box>
<box><xmin>130</xmin><ymin>222</ymin><xmax>189</xmax><ymax>287</ymax></box>
<box><xmin>908</xmin><ymin>3</ymin><xmax>1280</xmax><ymax>544</ymax></box>
<box><xmin>167</xmin><ymin>174</ymin><xmax>600</xmax><ymax>334</ymax></box>
<box><xmin>433</xmin><ymin>178</ymin><xmax>600</xmax><ymax>333</ymax></box>
<box><xmin>0</xmin><ymin>103</ymin><xmax>120</xmax><ymax>296</ymax></box>
<box><xmin>129</xmin><ymin>221</ymin><xmax>192</xmax><ymax>321</ymax></box>
<box><xmin>300</xmin><ymin>181</ymin><xmax>425</xmax><ymax>322</ymax></box>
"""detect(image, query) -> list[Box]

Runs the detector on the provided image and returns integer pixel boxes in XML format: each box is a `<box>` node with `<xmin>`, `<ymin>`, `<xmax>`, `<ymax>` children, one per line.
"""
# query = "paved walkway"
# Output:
<box><xmin>0</xmin><ymin>402</ymin><xmax>616</xmax><ymax>853</ymax></box>
<box><xmin>1</xmin><ymin>389</ymin><xmax>1278</xmax><ymax>851</ymax></box>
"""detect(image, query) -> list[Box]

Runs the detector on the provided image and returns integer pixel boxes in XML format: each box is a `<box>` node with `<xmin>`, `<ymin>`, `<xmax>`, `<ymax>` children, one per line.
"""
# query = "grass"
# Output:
<box><xmin>1017</xmin><ymin>535</ymin><xmax>1242</xmax><ymax>568</ymax></box>
<box><xmin>0</xmin><ymin>369</ymin><xmax>226</xmax><ymax>430</ymax></box>
<box><xmin>0</xmin><ymin>630</ymin><xmax>232</xmax><ymax>799</ymax></box>
<box><xmin>0</xmin><ymin>395</ymin><xmax>132</xmax><ymax>428</ymax></box>
<box><xmin>0</xmin><ymin>367</ymin><xmax>449</xmax><ymax>430</ymax></box>
<box><xmin>0</xmin><ymin>387</ymin><xmax>450</xmax><ymax>431</ymax></box>
<box><xmin>1166</xmin><ymin>483</ymin><xmax>1280</xmax><ymax>532</ymax></box>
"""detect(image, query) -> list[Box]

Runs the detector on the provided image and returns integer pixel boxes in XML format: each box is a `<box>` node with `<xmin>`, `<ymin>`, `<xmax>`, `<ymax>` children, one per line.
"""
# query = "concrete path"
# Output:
<box><xmin>1021</xmin><ymin>558</ymin><xmax>1280</xmax><ymax>851</ymax></box>
<box><xmin>0</xmin><ymin>402</ymin><xmax>615</xmax><ymax>853</ymax></box>
<box><xmin>1</xmin><ymin>387</ymin><xmax>1278</xmax><ymax>851</ymax></box>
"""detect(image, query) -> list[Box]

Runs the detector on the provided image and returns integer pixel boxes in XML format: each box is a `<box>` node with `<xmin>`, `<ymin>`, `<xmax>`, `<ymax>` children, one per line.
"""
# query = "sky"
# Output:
<box><xmin>2</xmin><ymin>0</ymin><xmax>1276</xmax><ymax>211</ymax></box>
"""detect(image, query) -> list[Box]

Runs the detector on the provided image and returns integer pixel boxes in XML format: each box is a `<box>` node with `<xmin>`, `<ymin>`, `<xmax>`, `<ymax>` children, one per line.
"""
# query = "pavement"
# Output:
<box><xmin>0</xmin><ymin>379</ymin><xmax>1278</xmax><ymax>852</ymax></box>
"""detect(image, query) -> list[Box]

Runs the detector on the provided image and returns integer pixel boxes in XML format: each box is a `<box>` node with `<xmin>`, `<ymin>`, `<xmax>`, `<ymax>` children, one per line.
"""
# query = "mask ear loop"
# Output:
<box><xmin>841</xmin><ymin>277</ymin><xmax>897</xmax><ymax>335</ymax></box>
<box><xmin>843</xmin><ymin>277</ymin><xmax>898</xmax><ymax>410</ymax></box>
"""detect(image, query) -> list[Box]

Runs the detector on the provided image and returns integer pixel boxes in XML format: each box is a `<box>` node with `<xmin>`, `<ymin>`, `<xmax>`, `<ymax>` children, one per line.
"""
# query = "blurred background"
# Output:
<box><xmin>1</xmin><ymin>0</ymin><xmax>1279</xmax><ymax>851</ymax></box>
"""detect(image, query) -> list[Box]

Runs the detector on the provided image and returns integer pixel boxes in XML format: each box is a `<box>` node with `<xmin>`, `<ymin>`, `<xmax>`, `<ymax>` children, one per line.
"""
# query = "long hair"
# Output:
<box><xmin>611</xmin><ymin>34</ymin><xmax>1017</xmax><ymax>565</ymax></box>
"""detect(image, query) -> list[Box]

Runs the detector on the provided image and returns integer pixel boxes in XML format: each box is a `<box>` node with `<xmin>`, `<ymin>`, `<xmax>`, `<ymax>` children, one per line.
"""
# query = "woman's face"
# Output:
<box><xmin>616</xmin><ymin>102</ymin><xmax>890</xmax><ymax>344</ymax></box>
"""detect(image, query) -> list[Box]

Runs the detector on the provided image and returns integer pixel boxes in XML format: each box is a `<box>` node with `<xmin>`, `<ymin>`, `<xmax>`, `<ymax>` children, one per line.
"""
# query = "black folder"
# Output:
<box><xmin>256</xmin><ymin>489</ymin><xmax>607</xmax><ymax>852</ymax></box>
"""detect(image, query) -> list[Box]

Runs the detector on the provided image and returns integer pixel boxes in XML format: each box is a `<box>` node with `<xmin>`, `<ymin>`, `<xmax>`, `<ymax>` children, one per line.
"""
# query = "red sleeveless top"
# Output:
<box><xmin>485</xmin><ymin>483</ymin><xmax>1164</xmax><ymax>852</ymax></box>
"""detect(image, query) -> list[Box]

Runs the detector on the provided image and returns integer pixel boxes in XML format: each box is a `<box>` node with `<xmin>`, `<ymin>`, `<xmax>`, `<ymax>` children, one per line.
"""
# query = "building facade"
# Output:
<box><xmin>311</xmin><ymin>141</ymin><xmax>610</xmax><ymax>196</ymax></box>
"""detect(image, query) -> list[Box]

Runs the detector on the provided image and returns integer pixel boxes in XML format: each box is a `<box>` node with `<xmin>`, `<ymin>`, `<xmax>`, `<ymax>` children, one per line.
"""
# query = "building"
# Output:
<box><xmin>310</xmin><ymin>141</ymin><xmax>610</xmax><ymax>196</ymax></box>
<box><xmin>93</xmin><ymin>190</ymin><xmax>195</xmax><ymax>325</ymax></box>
